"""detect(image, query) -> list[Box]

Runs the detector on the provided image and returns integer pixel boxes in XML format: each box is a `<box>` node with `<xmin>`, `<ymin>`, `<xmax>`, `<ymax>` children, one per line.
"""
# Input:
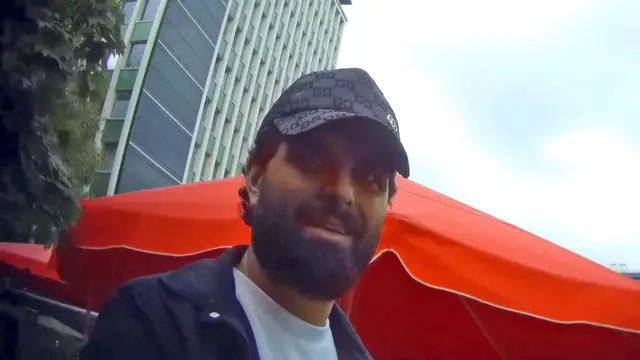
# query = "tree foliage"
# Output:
<box><xmin>0</xmin><ymin>0</ymin><xmax>125</xmax><ymax>245</ymax></box>
<box><xmin>45</xmin><ymin>81</ymin><xmax>106</xmax><ymax>196</ymax></box>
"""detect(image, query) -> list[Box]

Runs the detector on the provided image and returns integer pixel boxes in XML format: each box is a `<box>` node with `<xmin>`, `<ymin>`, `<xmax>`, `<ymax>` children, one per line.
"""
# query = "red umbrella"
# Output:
<box><xmin>0</xmin><ymin>243</ymin><xmax>57</xmax><ymax>279</ymax></box>
<box><xmin>2</xmin><ymin>176</ymin><xmax>639</xmax><ymax>359</ymax></box>
<box><xmin>0</xmin><ymin>243</ymin><xmax>85</xmax><ymax>305</ymax></box>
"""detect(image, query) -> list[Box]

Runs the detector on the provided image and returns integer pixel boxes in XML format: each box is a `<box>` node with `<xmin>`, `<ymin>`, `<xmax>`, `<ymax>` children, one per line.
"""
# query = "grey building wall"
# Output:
<box><xmin>96</xmin><ymin>0</ymin><xmax>348</xmax><ymax>196</ymax></box>
<box><xmin>117</xmin><ymin>0</ymin><xmax>228</xmax><ymax>193</ymax></box>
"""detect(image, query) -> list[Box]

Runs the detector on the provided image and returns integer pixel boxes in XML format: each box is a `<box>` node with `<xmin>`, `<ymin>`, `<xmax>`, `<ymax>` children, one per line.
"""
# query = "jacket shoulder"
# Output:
<box><xmin>81</xmin><ymin>275</ymin><xmax>167</xmax><ymax>360</ymax></box>
<box><xmin>118</xmin><ymin>271</ymin><xmax>167</xmax><ymax>304</ymax></box>
<box><xmin>82</xmin><ymin>267</ymin><xmax>202</xmax><ymax>360</ymax></box>
<box><xmin>119</xmin><ymin>259</ymin><xmax>214</xmax><ymax>303</ymax></box>
<box><xmin>115</xmin><ymin>263</ymin><xmax>205</xmax><ymax>320</ymax></box>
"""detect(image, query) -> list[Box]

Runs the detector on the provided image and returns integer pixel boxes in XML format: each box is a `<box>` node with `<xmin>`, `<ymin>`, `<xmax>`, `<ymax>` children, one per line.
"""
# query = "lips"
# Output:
<box><xmin>303</xmin><ymin>217</ymin><xmax>348</xmax><ymax>236</ymax></box>
<box><xmin>316</xmin><ymin>218</ymin><xmax>347</xmax><ymax>235</ymax></box>
<box><xmin>295</xmin><ymin>198</ymin><xmax>362</xmax><ymax>237</ymax></box>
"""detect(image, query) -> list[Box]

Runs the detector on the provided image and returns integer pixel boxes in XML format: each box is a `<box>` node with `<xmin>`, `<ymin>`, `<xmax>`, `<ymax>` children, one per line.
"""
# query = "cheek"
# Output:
<box><xmin>360</xmin><ymin>199</ymin><xmax>388</xmax><ymax>231</ymax></box>
<box><xmin>258</xmin><ymin>179</ymin><xmax>312</xmax><ymax>221</ymax></box>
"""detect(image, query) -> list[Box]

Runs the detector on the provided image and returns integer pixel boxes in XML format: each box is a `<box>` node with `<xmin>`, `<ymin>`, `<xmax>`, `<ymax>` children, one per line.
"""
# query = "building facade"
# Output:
<box><xmin>95</xmin><ymin>0</ymin><xmax>349</xmax><ymax>196</ymax></box>
<box><xmin>623</xmin><ymin>272</ymin><xmax>640</xmax><ymax>281</ymax></box>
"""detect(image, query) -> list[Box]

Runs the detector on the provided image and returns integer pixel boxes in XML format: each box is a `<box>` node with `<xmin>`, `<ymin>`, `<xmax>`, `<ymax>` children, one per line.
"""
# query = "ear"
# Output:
<box><xmin>244</xmin><ymin>163</ymin><xmax>263</xmax><ymax>205</ymax></box>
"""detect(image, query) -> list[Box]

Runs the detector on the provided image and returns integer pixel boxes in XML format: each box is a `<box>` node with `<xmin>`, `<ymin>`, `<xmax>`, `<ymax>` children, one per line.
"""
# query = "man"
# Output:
<box><xmin>80</xmin><ymin>68</ymin><xmax>410</xmax><ymax>360</ymax></box>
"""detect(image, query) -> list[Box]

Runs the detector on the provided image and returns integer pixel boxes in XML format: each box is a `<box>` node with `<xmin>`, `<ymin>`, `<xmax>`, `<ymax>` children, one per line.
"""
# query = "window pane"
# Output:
<box><xmin>123</xmin><ymin>0</ymin><xmax>137</xmax><ymax>23</ymax></box>
<box><xmin>111</xmin><ymin>99</ymin><xmax>130</xmax><ymax>118</ymax></box>
<box><xmin>157</xmin><ymin>0</ymin><xmax>213</xmax><ymax>87</ymax></box>
<box><xmin>180</xmin><ymin>0</ymin><xmax>226</xmax><ymax>43</ymax></box>
<box><xmin>129</xmin><ymin>92</ymin><xmax>192</xmax><ymax>179</ymax></box>
<box><xmin>117</xmin><ymin>145</ymin><xmax>179</xmax><ymax>194</ymax></box>
<box><xmin>105</xmin><ymin>53</ymin><xmax>119</xmax><ymax>70</ymax></box>
<box><xmin>202</xmin><ymin>98</ymin><xmax>211</xmax><ymax>120</ymax></box>
<box><xmin>144</xmin><ymin>44</ymin><xmax>203</xmax><ymax>131</ymax></box>
<box><xmin>141</xmin><ymin>0</ymin><xmax>162</xmax><ymax>20</ymax></box>
<box><xmin>102</xmin><ymin>143</ymin><xmax>118</xmax><ymax>171</ymax></box>
<box><xmin>126</xmin><ymin>44</ymin><xmax>146</xmax><ymax>68</ymax></box>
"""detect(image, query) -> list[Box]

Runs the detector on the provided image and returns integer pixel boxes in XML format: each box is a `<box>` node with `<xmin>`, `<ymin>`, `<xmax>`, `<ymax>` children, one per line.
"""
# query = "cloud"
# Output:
<box><xmin>338</xmin><ymin>1</ymin><xmax>640</xmax><ymax>269</ymax></box>
<box><xmin>341</xmin><ymin>0</ymin><xmax>598</xmax><ymax>49</ymax></box>
<box><xmin>540</xmin><ymin>130</ymin><xmax>640</xmax><ymax>243</ymax></box>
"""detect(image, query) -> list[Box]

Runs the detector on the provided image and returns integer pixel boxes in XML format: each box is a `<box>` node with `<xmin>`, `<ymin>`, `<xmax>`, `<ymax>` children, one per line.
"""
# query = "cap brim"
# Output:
<box><xmin>272</xmin><ymin>109</ymin><xmax>410</xmax><ymax>178</ymax></box>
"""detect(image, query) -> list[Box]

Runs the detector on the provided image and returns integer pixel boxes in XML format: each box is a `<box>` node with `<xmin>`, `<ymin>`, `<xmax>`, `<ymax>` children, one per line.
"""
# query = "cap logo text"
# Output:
<box><xmin>387</xmin><ymin>114</ymin><xmax>398</xmax><ymax>132</ymax></box>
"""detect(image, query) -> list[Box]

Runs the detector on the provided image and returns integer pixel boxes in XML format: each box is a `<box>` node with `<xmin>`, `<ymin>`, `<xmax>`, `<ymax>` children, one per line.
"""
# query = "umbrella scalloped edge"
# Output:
<box><xmin>74</xmin><ymin>244</ymin><xmax>640</xmax><ymax>335</ymax></box>
<box><xmin>372</xmin><ymin>248</ymin><xmax>640</xmax><ymax>335</ymax></box>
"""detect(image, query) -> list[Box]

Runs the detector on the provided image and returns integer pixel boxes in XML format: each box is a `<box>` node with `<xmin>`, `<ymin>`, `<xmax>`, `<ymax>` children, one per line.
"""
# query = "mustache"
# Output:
<box><xmin>295</xmin><ymin>194</ymin><xmax>364</xmax><ymax>237</ymax></box>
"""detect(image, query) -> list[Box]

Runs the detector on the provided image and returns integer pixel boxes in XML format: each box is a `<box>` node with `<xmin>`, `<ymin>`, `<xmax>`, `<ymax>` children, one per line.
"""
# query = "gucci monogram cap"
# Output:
<box><xmin>258</xmin><ymin>68</ymin><xmax>410</xmax><ymax>178</ymax></box>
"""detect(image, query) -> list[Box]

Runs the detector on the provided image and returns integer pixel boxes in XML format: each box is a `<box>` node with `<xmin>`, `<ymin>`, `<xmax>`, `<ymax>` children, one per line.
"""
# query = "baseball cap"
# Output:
<box><xmin>256</xmin><ymin>68</ymin><xmax>410</xmax><ymax>178</ymax></box>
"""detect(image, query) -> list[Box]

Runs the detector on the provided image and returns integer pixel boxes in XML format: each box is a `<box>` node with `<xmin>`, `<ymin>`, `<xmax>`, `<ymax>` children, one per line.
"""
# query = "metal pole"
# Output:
<box><xmin>14</xmin><ymin>289</ymin><xmax>98</xmax><ymax>319</ymax></box>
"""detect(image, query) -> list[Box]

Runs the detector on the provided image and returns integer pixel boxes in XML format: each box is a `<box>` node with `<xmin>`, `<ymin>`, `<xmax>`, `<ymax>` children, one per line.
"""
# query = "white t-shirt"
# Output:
<box><xmin>233</xmin><ymin>268</ymin><xmax>339</xmax><ymax>360</ymax></box>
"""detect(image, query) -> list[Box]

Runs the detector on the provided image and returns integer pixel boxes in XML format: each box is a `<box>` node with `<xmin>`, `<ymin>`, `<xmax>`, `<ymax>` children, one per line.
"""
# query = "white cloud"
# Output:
<box><xmin>341</xmin><ymin>0</ymin><xmax>598</xmax><ymax>48</ymax></box>
<box><xmin>539</xmin><ymin>130</ymin><xmax>640</xmax><ymax>243</ymax></box>
<box><xmin>337</xmin><ymin>1</ymin><xmax>640</xmax><ymax>269</ymax></box>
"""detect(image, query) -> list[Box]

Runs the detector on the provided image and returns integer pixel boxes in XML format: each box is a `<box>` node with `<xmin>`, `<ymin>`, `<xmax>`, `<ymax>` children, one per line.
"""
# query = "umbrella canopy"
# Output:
<box><xmin>0</xmin><ymin>243</ymin><xmax>57</xmax><ymax>279</ymax></box>
<box><xmin>4</xmin><ymin>176</ymin><xmax>640</xmax><ymax>359</ymax></box>
<box><xmin>0</xmin><ymin>243</ymin><xmax>86</xmax><ymax>305</ymax></box>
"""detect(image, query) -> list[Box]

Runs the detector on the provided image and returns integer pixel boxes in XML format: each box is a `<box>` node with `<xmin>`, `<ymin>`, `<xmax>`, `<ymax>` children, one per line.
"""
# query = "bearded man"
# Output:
<box><xmin>81</xmin><ymin>68</ymin><xmax>410</xmax><ymax>360</ymax></box>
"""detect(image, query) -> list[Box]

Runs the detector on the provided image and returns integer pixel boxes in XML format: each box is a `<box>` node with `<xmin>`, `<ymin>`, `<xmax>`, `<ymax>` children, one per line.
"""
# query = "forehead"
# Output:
<box><xmin>287</xmin><ymin>118</ymin><xmax>392</xmax><ymax>158</ymax></box>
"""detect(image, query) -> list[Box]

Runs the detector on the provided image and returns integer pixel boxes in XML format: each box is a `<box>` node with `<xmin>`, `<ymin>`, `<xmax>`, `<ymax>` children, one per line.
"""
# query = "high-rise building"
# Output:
<box><xmin>623</xmin><ymin>272</ymin><xmax>640</xmax><ymax>281</ymax></box>
<box><xmin>95</xmin><ymin>0</ymin><xmax>349</xmax><ymax>196</ymax></box>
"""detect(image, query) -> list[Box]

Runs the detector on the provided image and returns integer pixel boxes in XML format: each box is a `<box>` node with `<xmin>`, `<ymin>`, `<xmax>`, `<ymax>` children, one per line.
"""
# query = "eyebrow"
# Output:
<box><xmin>289</xmin><ymin>132</ymin><xmax>394</xmax><ymax>173</ymax></box>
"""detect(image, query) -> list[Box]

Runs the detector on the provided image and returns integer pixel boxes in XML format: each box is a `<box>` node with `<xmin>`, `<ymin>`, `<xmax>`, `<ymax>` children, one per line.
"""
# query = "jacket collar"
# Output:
<box><xmin>160</xmin><ymin>245</ymin><xmax>372</xmax><ymax>360</ymax></box>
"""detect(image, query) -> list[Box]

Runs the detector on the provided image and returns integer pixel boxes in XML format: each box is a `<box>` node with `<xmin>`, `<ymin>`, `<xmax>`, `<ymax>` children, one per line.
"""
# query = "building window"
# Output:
<box><xmin>123</xmin><ymin>0</ymin><xmax>137</xmax><ymax>24</ymax></box>
<box><xmin>141</xmin><ymin>0</ymin><xmax>161</xmax><ymax>21</ymax></box>
<box><xmin>222</xmin><ymin>70</ymin><xmax>233</xmax><ymax>93</ymax></box>
<box><xmin>102</xmin><ymin>143</ymin><xmax>118</xmax><ymax>171</ymax></box>
<box><xmin>202</xmin><ymin>98</ymin><xmax>212</xmax><ymax>121</ymax></box>
<box><xmin>187</xmin><ymin>169</ymin><xmax>196</xmax><ymax>183</ymax></box>
<box><xmin>111</xmin><ymin>99</ymin><xmax>130</xmax><ymax>118</ymax></box>
<box><xmin>126</xmin><ymin>43</ymin><xmax>146</xmax><ymax>68</ymax></box>
<box><xmin>105</xmin><ymin>53</ymin><xmax>119</xmax><ymax>70</ymax></box>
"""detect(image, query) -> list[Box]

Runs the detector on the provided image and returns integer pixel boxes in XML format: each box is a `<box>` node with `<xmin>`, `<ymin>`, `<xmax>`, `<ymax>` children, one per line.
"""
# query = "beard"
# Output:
<box><xmin>250</xmin><ymin>180</ymin><xmax>381</xmax><ymax>301</ymax></box>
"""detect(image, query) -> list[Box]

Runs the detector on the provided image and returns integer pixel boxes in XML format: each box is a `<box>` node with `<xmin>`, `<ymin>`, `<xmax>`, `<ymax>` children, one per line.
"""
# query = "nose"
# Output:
<box><xmin>324</xmin><ymin>166</ymin><xmax>355</xmax><ymax>208</ymax></box>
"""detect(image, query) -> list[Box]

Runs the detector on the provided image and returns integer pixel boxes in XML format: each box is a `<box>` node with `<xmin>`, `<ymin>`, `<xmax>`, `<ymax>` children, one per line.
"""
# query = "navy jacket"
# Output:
<box><xmin>80</xmin><ymin>245</ymin><xmax>372</xmax><ymax>360</ymax></box>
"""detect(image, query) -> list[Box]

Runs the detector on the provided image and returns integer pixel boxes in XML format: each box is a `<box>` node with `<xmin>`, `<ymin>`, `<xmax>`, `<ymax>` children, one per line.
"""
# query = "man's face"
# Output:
<box><xmin>246</xmin><ymin>119</ymin><xmax>395</xmax><ymax>300</ymax></box>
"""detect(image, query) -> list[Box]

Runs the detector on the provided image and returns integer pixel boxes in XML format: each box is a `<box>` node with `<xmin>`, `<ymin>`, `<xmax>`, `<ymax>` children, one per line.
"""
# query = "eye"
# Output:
<box><xmin>299</xmin><ymin>155</ymin><xmax>327</xmax><ymax>173</ymax></box>
<box><xmin>354</xmin><ymin>169</ymin><xmax>388</xmax><ymax>193</ymax></box>
<box><xmin>364</xmin><ymin>173</ymin><xmax>378</xmax><ymax>184</ymax></box>
<box><xmin>286</xmin><ymin>143</ymin><xmax>328</xmax><ymax>174</ymax></box>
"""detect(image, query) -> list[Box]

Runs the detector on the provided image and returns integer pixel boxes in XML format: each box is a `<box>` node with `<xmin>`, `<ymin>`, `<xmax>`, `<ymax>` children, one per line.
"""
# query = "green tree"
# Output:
<box><xmin>0</xmin><ymin>0</ymin><xmax>125</xmax><ymax>245</ymax></box>
<box><xmin>45</xmin><ymin>78</ymin><xmax>107</xmax><ymax>198</ymax></box>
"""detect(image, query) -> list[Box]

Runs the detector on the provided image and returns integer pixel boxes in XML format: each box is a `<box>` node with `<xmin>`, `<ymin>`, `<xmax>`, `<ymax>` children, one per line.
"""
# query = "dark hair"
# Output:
<box><xmin>238</xmin><ymin>128</ymin><xmax>398</xmax><ymax>226</ymax></box>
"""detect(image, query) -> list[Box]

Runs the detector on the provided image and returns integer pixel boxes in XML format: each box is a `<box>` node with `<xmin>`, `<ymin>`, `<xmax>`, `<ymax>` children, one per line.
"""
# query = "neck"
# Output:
<box><xmin>237</xmin><ymin>246</ymin><xmax>334</xmax><ymax>327</ymax></box>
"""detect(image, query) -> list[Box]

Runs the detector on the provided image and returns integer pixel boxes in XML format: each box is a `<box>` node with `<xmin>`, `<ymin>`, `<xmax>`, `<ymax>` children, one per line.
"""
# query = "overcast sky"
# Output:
<box><xmin>338</xmin><ymin>0</ymin><xmax>640</xmax><ymax>270</ymax></box>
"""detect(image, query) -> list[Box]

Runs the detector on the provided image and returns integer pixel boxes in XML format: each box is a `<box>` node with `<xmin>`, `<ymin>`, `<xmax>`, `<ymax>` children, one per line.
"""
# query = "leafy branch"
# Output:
<box><xmin>0</xmin><ymin>0</ymin><xmax>125</xmax><ymax>245</ymax></box>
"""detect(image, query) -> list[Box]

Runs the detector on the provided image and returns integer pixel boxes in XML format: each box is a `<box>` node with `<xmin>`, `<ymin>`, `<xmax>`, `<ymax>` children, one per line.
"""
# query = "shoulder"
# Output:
<box><xmin>82</xmin><ymin>255</ymin><xmax>242</xmax><ymax>360</ymax></box>
<box><xmin>113</xmin><ymin>260</ymin><xmax>210</xmax><ymax>307</ymax></box>
<box><xmin>102</xmin><ymin>246</ymin><xmax>245</xmax><ymax>326</ymax></box>
<box><xmin>111</xmin><ymin>257</ymin><xmax>226</xmax><ymax>313</ymax></box>
<box><xmin>82</xmin><ymin>268</ymin><xmax>199</xmax><ymax>360</ymax></box>
<box><xmin>110</xmin><ymin>274</ymin><xmax>161</xmax><ymax>310</ymax></box>
<box><xmin>95</xmin><ymin>272</ymin><xmax>170</xmax><ymax>329</ymax></box>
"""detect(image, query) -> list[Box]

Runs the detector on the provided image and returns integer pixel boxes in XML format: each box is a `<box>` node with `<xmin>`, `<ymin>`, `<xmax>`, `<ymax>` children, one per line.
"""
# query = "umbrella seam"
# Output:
<box><xmin>458</xmin><ymin>295</ymin><xmax>506</xmax><ymax>360</ymax></box>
